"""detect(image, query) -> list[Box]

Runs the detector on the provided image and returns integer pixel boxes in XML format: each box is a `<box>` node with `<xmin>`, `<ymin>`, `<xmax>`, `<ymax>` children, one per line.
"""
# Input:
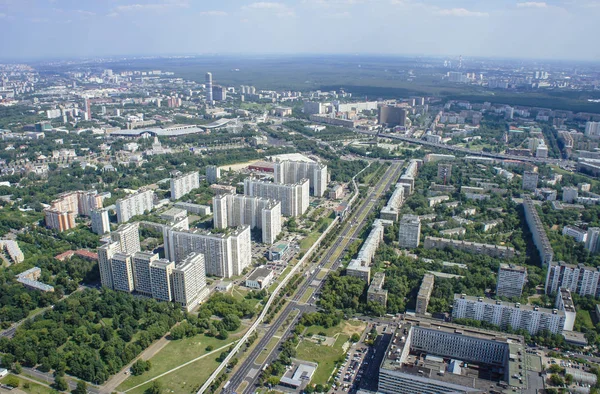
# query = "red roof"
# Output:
<box><xmin>75</xmin><ymin>250</ymin><xmax>98</xmax><ymax>260</ymax></box>
<box><xmin>55</xmin><ymin>251</ymin><xmax>75</xmax><ymax>261</ymax></box>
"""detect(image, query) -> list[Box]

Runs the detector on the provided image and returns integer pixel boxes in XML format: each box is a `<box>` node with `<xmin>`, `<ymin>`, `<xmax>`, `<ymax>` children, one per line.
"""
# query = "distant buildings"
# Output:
<box><xmin>496</xmin><ymin>264</ymin><xmax>527</xmax><ymax>298</ymax></box>
<box><xmin>205</xmin><ymin>72</ymin><xmax>213</xmax><ymax>102</ymax></box>
<box><xmin>213</xmin><ymin>194</ymin><xmax>282</xmax><ymax>244</ymax></box>
<box><xmin>174</xmin><ymin>202</ymin><xmax>211</xmax><ymax>216</ymax></box>
<box><xmin>452</xmin><ymin>294</ymin><xmax>566</xmax><ymax>335</ymax></box>
<box><xmin>44</xmin><ymin>190</ymin><xmax>107</xmax><ymax>232</ymax></box>
<box><xmin>213</xmin><ymin>85</ymin><xmax>227</xmax><ymax>101</ymax></box>
<box><xmin>0</xmin><ymin>240</ymin><xmax>24</xmax><ymax>264</ymax></box>
<box><xmin>415</xmin><ymin>273</ymin><xmax>434</xmax><ymax>315</ymax></box>
<box><xmin>398</xmin><ymin>214</ymin><xmax>421</xmax><ymax>249</ymax></box>
<box><xmin>244</xmin><ymin>178</ymin><xmax>309</xmax><ymax>217</ymax></box>
<box><xmin>378</xmin><ymin>105</ymin><xmax>407</xmax><ymax>127</ymax></box>
<box><xmin>273</xmin><ymin>160</ymin><xmax>328</xmax><ymax>197</ymax></box>
<box><xmin>367</xmin><ymin>272</ymin><xmax>388</xmax><ymax>307</ymax></box>
<box><xmin>522</xmin><ymin>171</ymin><xmax>539</xmax><ymax>191</ymax></box>
<box><xmin>585</xmin><ymin>121</ymin><xmax>600</xmax><ymax>138</ymax></box>
<box><xmin>437</xmin><ymin>163</ymin><xmax>452</xmax><ymax>183</ymax></box>
<box><xmin>206</xmin><ymin>165</ymin><xmax>221</xmax><ymax>184</ymax></box>
<box><xmin>170</xmin><ymin>171</ymin><xmax>199</xmax><ymax>200</ymax></box>
<box><xmin>562</xmin><ymin>186</ymin><xmax>579</xmax><ymax>203</ymax></box>
<box><xmin>116</xmin><ymin>189</ymin><xmax>154</xmax><ymax>223</ymax></box>
<box><xmin>424</xmin><ymin>237</ymin><xmax>516</xmax><ymax>258</ymax></box>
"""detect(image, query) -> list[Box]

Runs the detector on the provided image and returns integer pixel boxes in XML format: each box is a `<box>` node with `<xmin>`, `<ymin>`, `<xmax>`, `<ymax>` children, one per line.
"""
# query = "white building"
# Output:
<box><xmin>398</xmin><ymin>214</ymin><xmax>421</xmax><ymax>249</ymax></box>
<box><xmin>346</xmin><ymin>219</ymin><xmax>390</xmax><ymax>282</ymax></box>
<box><xmin>110</xmin><ymin>252</ymin><xmax>135</xmax><ymax>293</ymax></box>
<box><xmin>452</xmin><ymin>294</ymin><xmax>566</xmax><ymax>335</ymax></box>
<box><xmin>380</xmin><ymin>184</ymin><xmax>405</xmax><ymax>222</ymax></box>
<box><xmin>174</xmin><ymin>202</ymin><xmax>212</xmax><ymax>216</ymax></box>
<box><xmin>563</xmin><ymin>186</ymin><xmax>579</xmax><ymax>203</ymax></box>
<box><xmin>586</xmin><ymin>227</ymin><xmax>600</xmax><ymax>254</ymax></box>
<box><xmin>556</xmin><ymin>288</ymin><xmax>576</xmax><ymax>332</ymax></box>
<box><xmin>150</xmin><ymin>259</ymin><xmax>174</xmax><ymax>302</ymax></box>
<box><xmin>172</xmin><ymin>253</ymin><xmax>209</xmax><ymax>312</ymax></box>
<box><xmin>274</xmin><ymin>160</ymin><xmax>328</xmax><ymax>197</ymax></box>
<box><xmin>0</xmin><ymin>240</ymin><xmax>24</xmax><ymax>264</ymax></box>
<box><xmin>164</xmin><ymin>225</ymin><xmax>251</xmax><ymax>278</ymax></box>
<box><xmin>132</xmin><ymin>251</ymin><xmax>158</xmax><ymax>296</ymax></box>
<box><xmin>110</xmin><ymin>223</ymin><xmax>141</xmax><ymax>255</ymax></box>
<box><xmin>585</xmin><ymin>121</ymin><xmax>600</xmax><ymax>138</ymax></box>
<box><xmin>244</xmin><ymin>178</ymin><xmax>309</xmax><ymax>217</ymax></box>
<box><xmin>545</xmin><ymin>261</ymin><xmax>600</xmax><ymax>297</ymax></box>
<box><xmin>245</xmin><ymin>267</ymin><xmax>274</xmax><ymax>289</ymax></box>
<box><xmin>522</xmin><ymin>171</ymin><xmax>539</xmax><ymax>191</ymax></box>
<box><xmin>213</xmin><ymin>194</ymin><xmax>282</xmax><ymax>244</ymax></box>
<box><xmin>170</xmin><ymin>171</ymin><xmax>199</xmax><ymax>200</ymax></box>
<box><xmin>496</xmin><ymin>264</ymin><xmax>527</xmax><ymax>298</ymax></box>
<box><xmin>206</xmin><ymin>165</ymin><xmax>221</xmax><ymax>184</ymax></box>
<box><xmin>562</xmin><ymin>225</ymin><xmax>588</xmax><ymax>243</ymax></box>
<box><xmin>91</xmin><ymin>208</ymin><xmax>110</xmax><ymax>235</ymax></box>
<box><xmin>116</xmin><ymin>189</ymin><xmax>154</xmax><ymax>223</ymax></box>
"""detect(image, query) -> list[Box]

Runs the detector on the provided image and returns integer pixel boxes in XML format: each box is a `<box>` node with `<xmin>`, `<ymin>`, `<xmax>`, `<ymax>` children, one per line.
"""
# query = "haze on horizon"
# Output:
<box><xmin>0</xmin><ymin>0</ymin><xmax>599</xmax><ymax>61</ymax></box>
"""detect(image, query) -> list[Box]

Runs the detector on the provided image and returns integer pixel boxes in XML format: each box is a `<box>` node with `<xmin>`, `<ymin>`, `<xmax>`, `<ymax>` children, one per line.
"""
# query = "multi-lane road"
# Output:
<box><xmin>224</xmin><ymin>161</ymin><xmax>404</xmax><ymax>394</ymax></box>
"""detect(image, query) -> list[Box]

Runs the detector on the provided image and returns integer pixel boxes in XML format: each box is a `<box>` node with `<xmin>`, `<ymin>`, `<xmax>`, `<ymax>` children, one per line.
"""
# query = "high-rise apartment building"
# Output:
<box><xmin>91</xmin><ymin>208</ymin><xmax>110</xmax><ymax>235</ymax></box>
<box><xmin>545</xmin><ymin>261</ymin><xmax>600</xmax><ymax>297</ymax></box>
<box><xmin>585</xmin><ymin>121</ymin><xmax>600</xmax><ymax>138</ymax></box>
<box><xmin>150</xmin><ymin>259</ymin><xmax>175</xmax><ymax>302</ymax></box>
<box><xmin>110</xmin><ymin>223</ymin><xmax>141</xmax><ymax>255</ymax></box>
<box><xmin>437</xmin><ymin>163</ymin><xmax>452</xmax><ymax>183</ymax></box>
<box><xmin>556</xmin><ymin>288</ymin><xmax>576</xmax><ymax>332</ymax></box>
<box><xmin>273</xmin><ymin>160</ymin><xmax>328</xmax><ymax>197</ymax></box>
<box><xmin>44</xmin><ymin>209</ymin><xmax>76</xmax><ymax>232</ymax></box>
<box><xmin>44</xmin><ymin>190</ymin><xmax>106</xmax><ymax>232</ymax></box>
<box><xmin>522</xmin><ymin>171</ymin><xmax>539</xmax><ymax>191</ymax></box>
<box><xmin>170</xmin><ymin>171</ymin><xmax>199</xmax><ymax>200</ymax></box>
<box><xmin>523</xmin><ymin>197</ymin><xmax>554</xmax><ymax>265</ymax></box>
<box><xmin>398</xmin><ymin>214</ymin><xmax>421</xmax><ymax>248</ymax></box>
<box><xmin>164</xmin><ymin>225</ymin><xmax>251</xmax><ymax>278</ymax></box>
<box><xmin>452</xmin><ymin>294</ymin><xmax>566</xmax><ymax>335</ymax></box>
<box><xmin>378</xmin><ymin>105</ymin><xmax>407</xmax><ymax>127</ymax></box>
<box><xmin>205</xmin><ymin>72</ymin><xmax>213</xmax><ymax>102</ymax></box>
<box><xmin>367</xmin><ymin>272</ymin><xmax>388</xmax><ymax>307</ymax></box>
<box><xmin>213</xmin><ymin>194</ymin><xmax>282</xmax><ymax>244</ymax></box>
<box><xmin>172</xmin><ymin>253</ymin><xmax>209</xmax><ymax>312</ymax></box>
<box><xmin>213</xmin><ymin>85</ymin><xmax>227</xmax><ymax>101</ymax></box>
<box><xmin>132</xmin><ymin>251</ymin><xmax>158</xmax><ymax>296</ymax></box>
<box><xmin>206</xmin><ymin>165</ymin><xmax>221</xmax><ymax>184</ymax></box>
<box><xmin>496</xmin><ymin>264</ymin><xmax>527</xmax><ymax>298</ymax></box>
<box><xmin>416</xmin><ymin>273</ymin><xmax>434</xmax><ymax>315</ymax></box>
<box><xmin>110</xmin><ymin>252</ymin><xmax>135</xmax><ymax>293</ymax></box>
<box><xmin>244</xmin><ymin>178</ymin><xmax>309</xmax><ymax>217</ymax></box>
<box><xmin>586</xmin><ymin>228</ymin><xmax>600</xmax><ymax>253</ymax></box>
<box><xmin>98</xmin><ymin>241</ymin><xmax>120</xmax><ymax>290</ymax></box>
<box><xmin>116</xmin><ymin>189</ymin><xmax>154</xmax><ymax>223</ymax></box>
<box><xmin>563</xmin><ymin>186</ymin><xmax>579</xmax><ymax>203</ymax></box>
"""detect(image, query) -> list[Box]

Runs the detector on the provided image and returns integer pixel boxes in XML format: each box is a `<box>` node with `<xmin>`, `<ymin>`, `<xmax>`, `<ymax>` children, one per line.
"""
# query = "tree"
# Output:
<box><xmin>549</xmin><ymin>374</ymin><xmax>564</xmax><ymax>387</ymax></box>
<box><xmin>351</xmin><ymin>333</ymin><xmax>360</xmax><ymax>343</ymax></box>
<box><xmin>72</xmin><ymin>380</ymin><xmax>87</xmax><ymax>394</ymax></box>
<box><xmin>3</xmin><ymin>376</ymin><xmax>20</xmax><ymax>388</ymax></box>
<box><xmin>131</xmin><ymin>359</ymin><xmax>151</xmax><ymax>376</ymax></box>
<box><xmin>145</xmin><ymin>381</ymin><xmax>162</xmax><ymax>394</ymax></box>
<box><xmin>565</xmin><ymin>373</ymin><xmax>574</xmax><ymax>385</ymax></box>
<box><xmin>53</xmin><ymin>376</ymin><xmax>69</xmax><ymax>391</ymax></box>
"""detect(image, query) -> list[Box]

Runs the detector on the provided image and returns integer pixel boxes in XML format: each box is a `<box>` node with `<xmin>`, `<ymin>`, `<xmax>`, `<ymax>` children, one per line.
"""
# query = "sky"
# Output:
<box><xmin>0</xmin><ymin>0</ymin><xmax>599</xmax><ymax>61</ymax></box>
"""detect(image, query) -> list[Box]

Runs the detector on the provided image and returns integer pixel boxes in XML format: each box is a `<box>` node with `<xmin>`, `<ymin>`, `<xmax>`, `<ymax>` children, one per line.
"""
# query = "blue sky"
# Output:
<box><xmin>0</xmin><ymin>0</ymin><xmax>599</xmax><ymax>60</ymax></box>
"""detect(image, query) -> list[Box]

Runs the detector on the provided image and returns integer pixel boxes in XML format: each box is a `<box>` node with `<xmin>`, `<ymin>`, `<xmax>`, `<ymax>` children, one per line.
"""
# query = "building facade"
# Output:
<box><xmin>398</xmin><ymin>215</ymin><xmax>421</xmax><ymax>249</ymax></box>
<box><xmin>496</xmin><ymin>264</ymin><xmax>527</xmax><ymax>298</ymax></box>
<box><xmin>244</xmin><ymin>178</ymin><xmax>309</xmax><ymax>217</ymax></box>
<box><xmin>116</xmin><ymin>189</ymin><xmax>154</xmax><ymax>223</ymax></box>
<box><xmin>91</xmin><ymin>208</ymin><xmax>111</xmax><ymax>235</ymax></box>
<box><xmin>170</xmin><ymin>171</ymin><xmax>199</xmax><ymax>200</ymax></box>
<box><xmin>273</xmin><ymin>160</ymin><xmax>328</xmax><ymax>197</ymax></box>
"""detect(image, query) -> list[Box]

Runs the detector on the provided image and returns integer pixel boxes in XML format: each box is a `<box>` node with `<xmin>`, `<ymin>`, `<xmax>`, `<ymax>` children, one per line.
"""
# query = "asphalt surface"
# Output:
<box><xmin>225</xmin><ymin>162</ymin><xmax>404</xmax><ymax>394</ymax></box>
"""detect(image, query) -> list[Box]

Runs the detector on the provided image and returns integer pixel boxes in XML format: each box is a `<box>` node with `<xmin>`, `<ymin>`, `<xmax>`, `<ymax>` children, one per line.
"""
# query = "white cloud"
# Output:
<box><xmin>199</xmin><ymin>10</ymin><xmax>227</xmax><ymax>16</ymax></box>
<box><xmin>110</xmin><ymin>1</ymin><xmax>189</xmax><ymax>16</ymax></box>
<box><xmin>75</xmin><ymin>10</ymin><xmax>96</xmax><ymax>17</ymax></box>
<box><xmin>324</xmin><ymin>11</ymin><xmax>352</xmax><ymax>18</ymax></box>
<box><xmin>517</xmin><ymin>2</ymin><xmax>548</xmax><ymax>7</ymax></box>
<box><xmin>243</xmin><ymin>2</ymin><xmax>295</xmax><ymax>17</ymax></box>
<box><xmin>436</xmin><ymin>7</ymin><xmax>489</xmax><ymax>17</ymax></box>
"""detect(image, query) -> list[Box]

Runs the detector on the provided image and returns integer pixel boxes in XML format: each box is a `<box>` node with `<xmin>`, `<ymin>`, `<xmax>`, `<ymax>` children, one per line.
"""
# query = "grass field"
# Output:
<box><xmin>296</xmin><ymin>321</ymin><xmax>367</xmax><ymax>386</ymax></box>
<box><xmin>117</xmin><ymin>328</ymin><xmax>244</xmax><ymax>392</ymax></box>
<box><xmin>1</xmin><ymin>375</ymin><xmax>54</xmax><ymax>394</ymax></box>
<box><xmin>576</xmin><ymin>310</ymin><xmax>595</xmax><ymax>331</ymax></box>
<box><xmin>256</xmin><ymin>336</ymin><xmax>281</xmax><ymax>365</ymax></box>
<box><xmin>299</xmin><ymin>287</ymin><xmax>315</xmax><ymax>304</ymax></box>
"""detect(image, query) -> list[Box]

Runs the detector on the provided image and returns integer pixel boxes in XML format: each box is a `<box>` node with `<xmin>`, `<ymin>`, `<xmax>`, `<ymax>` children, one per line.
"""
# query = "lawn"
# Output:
<box><xmin>575</xmin><ymin>310</ymin><xmax>595</xmax><ymax>331</ymax></box>
<box><xmin>117</xmin><ymin>329</ymin><xmax>244</xmax><ymax>392</ymax></box>
<box><xmin>1</xmin><ymin>375</ymin><xmax>54</xmax><ymax>394</ymax></box>
<box><xmin>256</xmin><ymin>336</ymin><xmax>281</xmax><ymax>365</ymax></box>
<box><xmin>124</xmin><ymin>354</ymin><xmax>221</xmax><ymax>394</ymax></box>
<box><xmin>299</xmin><ymin>287</ymin><xmax>315</xmax><ymax>304</ymax></box>
<box><xmin>295</xmin><ymin>320</ymin><xmax>367</xmax><ymax>386</ymax></box>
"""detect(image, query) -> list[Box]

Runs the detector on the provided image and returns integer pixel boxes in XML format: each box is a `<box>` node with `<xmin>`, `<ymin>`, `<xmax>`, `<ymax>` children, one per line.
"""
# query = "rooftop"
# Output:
<box><xmin>455</xmin><ymin>294</ymin><xmax>565</xmax><ymax>316</ymax></box>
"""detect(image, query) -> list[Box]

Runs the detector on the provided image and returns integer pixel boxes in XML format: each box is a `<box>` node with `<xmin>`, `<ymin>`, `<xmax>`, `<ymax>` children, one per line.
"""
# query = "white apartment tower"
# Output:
<box><xmin>522</xmin><ymin>171</ymin><xmax>539</xmax><ymax>191</ymax></box>
<box><xmin>91</xmin><ymin>208</ymin><xmax>110</xmax><ymax>235</ymax></box>
<box><xmin>585</xmin><ymin>121</ymin><xmax>600</xmax><ymax>138</ymax></box>
<box><xmin>213</xmin><ymin>194</ymin><xmax>282</xmax><ymax>244</ymax></box>
<box><xmin>150</xmin><ymin>259</ymin><xmax>175</xmax><ymax>302</ymax></box>
<box><xmin>116</xmin><ymin>189</ymin><xmax>154</xmax><ymax>223</ymax></box>
<box><xmin>110</xmin><ymin>252</ymin><xmax>135</xmax><ymax>293</ymax></box>
<box><xmin>496</xmin><ymin>264</ymin><xmax>527</xmax><ymax>298</ymax></box>
<box><xmin>172</xmin><ymin>253</ymin><xmax>209</xmax><ymax>312</ymax></box>
<box><xmin>398</xmin><ymin>214</ymin><xmax>421</xmax><ymax>248</ymax></box>
<box><xmin>170</xmin><ymin>171</ymin><xmax>199</xmax><ymax>200</ymax></box>
<box><xmin>274</xmin><ymin>160</ymin><xmax>328</xmax><ymax>197</ymax></box>
<box><xmin>111</xmin><ymin>223</ymin><xmax>141</xmax><ymax>255</ymax></box>
<box><xmin>132</xmin><ymin>251</ymin><xmax>158</xmax><ymax>296</ymax></box>
<box><xmin>98</xmin><ymin>241</ymin><xmax>120</xmax><ymax>289</ymax></box>
<box><xmin>206</xmin><ymin>165</ymin><xmax>220</xmax><ymax>184</ymax></box>
<box><xmin>244</xmin><ymin>178</ymin><xmax>309</xmax><ymax>217</ymax></box>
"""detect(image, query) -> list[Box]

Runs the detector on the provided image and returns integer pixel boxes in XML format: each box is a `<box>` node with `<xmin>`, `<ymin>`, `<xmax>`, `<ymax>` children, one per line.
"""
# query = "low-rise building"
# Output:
<box><xmin>245</xmin><ymin>267</ymin><xmax>274</xmax><ymax>290</ymax></box>
<box><xmin>424</xmin><ymin>236</ymin><xmax>516</xmax><ymax>258</ymax></box>
<box><xmin>367</xmin><ymin>272</ymin><xmax>388</xmax><ymax>307</ymax></box>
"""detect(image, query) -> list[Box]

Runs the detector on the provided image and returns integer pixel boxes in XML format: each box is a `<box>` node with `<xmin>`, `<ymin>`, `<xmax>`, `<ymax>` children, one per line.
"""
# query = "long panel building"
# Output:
<box><xmin>164</xmin><ymin>225</ymin><xmax>251</xmax><ymax>278</ymax></box>
<box><xmin>116</xmin><ymin>189</ymin><xmax>154</xmax><ymax>223</ymax></box>
<box><xmin>346</xmin><ymin>219</ymin><xmax>392</xmax><ymax>282</ymax></box>
<box><xmin>170</xmin><ymin>171</ymin><xmax>199</xmax><ymax>200</ymax></box>
<box><xmin>522</xmin><ymin>196</ymin><xmax>554</xmax><ymax>265</ymax></box>
<box><xmin>380</xmin><ymin>183</ymin><xmax>405</xmax><ymax>221</ymax></box>
<box><xmin>244</xmin><ymin>177</ymin><xmax>309</xmax><ymax>217</ymax></box>
<box><xmin>546</xmin><ymin>261</ymin><xmax>600</xmax><ymax>297</ymax></box>
<box><xmin>213</xmin><ymin>194</ymin><xmax>282</xmax><ymax>244</ymax></box>
<box><xmin>378</xmin><ymin>316</ymin><xmax>534</xmax><ymax>394</ymax></box>
<box><xmin>452</xmin><ymin>294</ymin><xmax>566</xmax><ymax>335</ymax></box>
<box><xmin>273</xmin><ymin>160</ymin><xmax>328</xmax><ymax>197</ymax></box>
<box><xmin>424</xmin><ymin>237</ymin><xmax>516</xmax><ymax>258</ymax></box>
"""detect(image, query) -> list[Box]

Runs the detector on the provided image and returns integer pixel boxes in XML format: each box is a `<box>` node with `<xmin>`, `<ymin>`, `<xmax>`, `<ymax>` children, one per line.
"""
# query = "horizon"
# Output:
<box><xmin>1</xmin><ymin>0</ymin><xmax>600</xmax><ymax>61</ymax></box>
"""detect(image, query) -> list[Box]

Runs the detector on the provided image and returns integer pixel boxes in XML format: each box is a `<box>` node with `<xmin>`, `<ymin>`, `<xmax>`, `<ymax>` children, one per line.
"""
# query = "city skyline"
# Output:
<box><xmin>1</xmin><ymin>0</ymin><xmax>600</xmax><ymax>61</ymax></box>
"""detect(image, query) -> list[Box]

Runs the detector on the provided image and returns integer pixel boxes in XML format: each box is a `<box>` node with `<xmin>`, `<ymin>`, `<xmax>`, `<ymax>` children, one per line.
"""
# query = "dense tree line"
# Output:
<box><xmin>0</xmin><ymin>289</ymin><xmax>184</xmax><ymax>384</ymax></box>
